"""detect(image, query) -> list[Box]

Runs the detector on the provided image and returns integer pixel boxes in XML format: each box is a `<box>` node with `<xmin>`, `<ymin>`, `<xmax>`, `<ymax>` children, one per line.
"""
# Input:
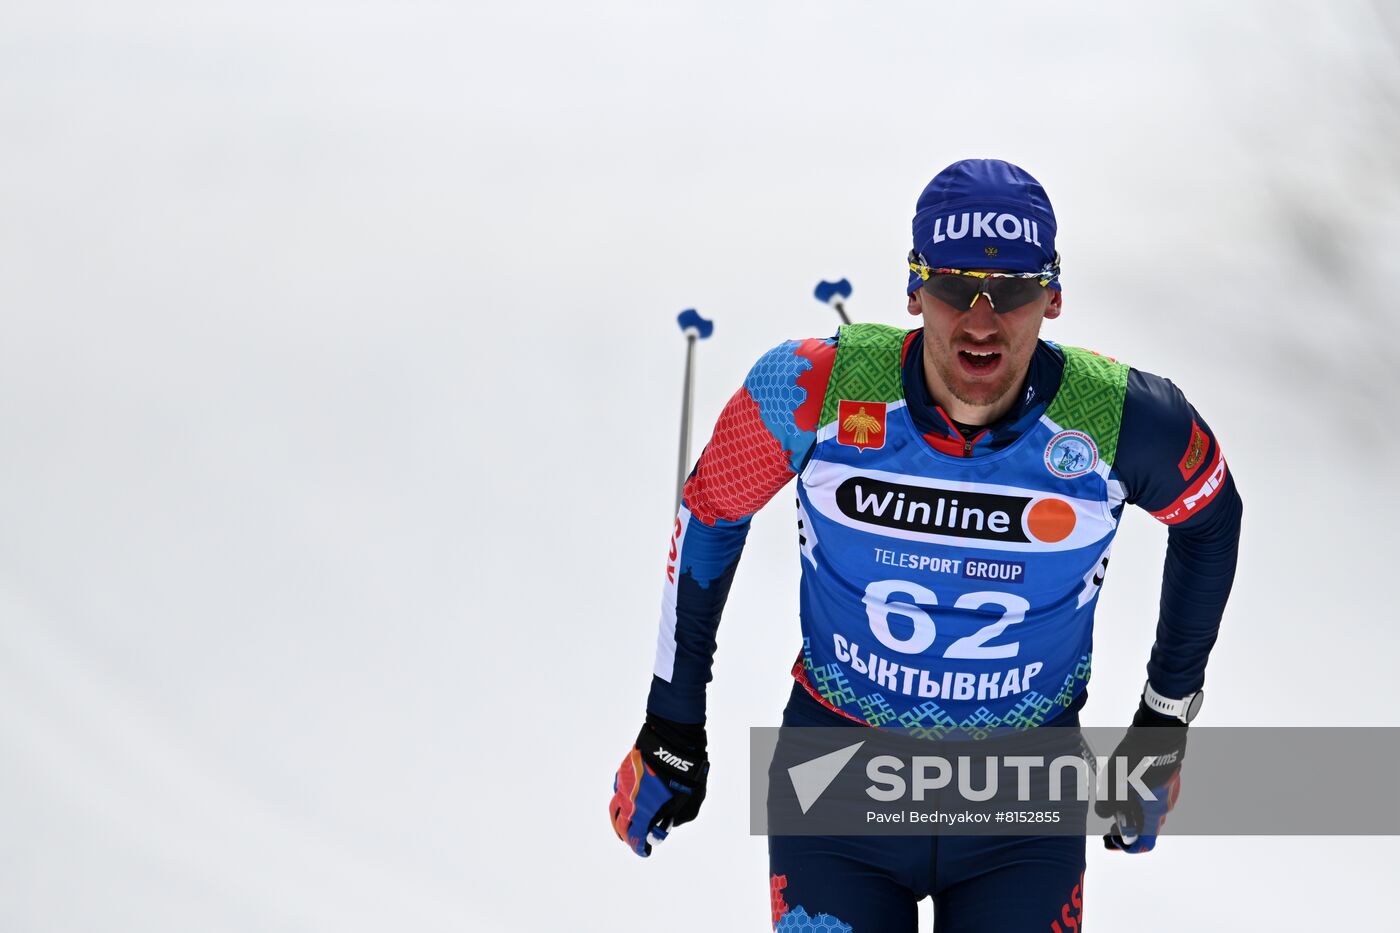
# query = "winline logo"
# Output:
<box><xmin>835</xmin><ymin>476</ymin><xmax>1077</xmax><ymax>544</ymax></box>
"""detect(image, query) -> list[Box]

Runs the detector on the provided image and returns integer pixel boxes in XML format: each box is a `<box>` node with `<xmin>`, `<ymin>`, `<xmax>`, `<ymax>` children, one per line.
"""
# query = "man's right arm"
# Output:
<box><xmin>645</xmin><ymin>337</ymin><xmax>835</xmax><ymax>725</ymax></box>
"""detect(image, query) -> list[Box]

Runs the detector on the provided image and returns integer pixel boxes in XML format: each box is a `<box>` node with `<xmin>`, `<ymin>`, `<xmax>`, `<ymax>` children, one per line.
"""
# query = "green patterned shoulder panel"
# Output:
<box><xmin>818</xmin><ymin>323</ymin><xmax>910</xmax><ymax>428</ymax></box>
<box><xmin>1043</xmin><ymin>345</ymin><xmax>1130</xmax><ymax>467</ymax></box>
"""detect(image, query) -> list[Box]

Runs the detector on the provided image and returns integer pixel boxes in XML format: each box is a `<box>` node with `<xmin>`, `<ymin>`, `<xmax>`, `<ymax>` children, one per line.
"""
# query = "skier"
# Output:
<box><xmin>610</xmin><ymin>159</ymin><xmax>1242</xmax><ymax>931</ymax></box>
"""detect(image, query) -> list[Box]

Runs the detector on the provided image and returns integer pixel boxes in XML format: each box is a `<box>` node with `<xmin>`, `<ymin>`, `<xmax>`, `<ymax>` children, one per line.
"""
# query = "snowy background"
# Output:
<box><xmin>2</xmin><ymin>0</ymin><xmax>1398</xmax><ymax>930</ymax></box>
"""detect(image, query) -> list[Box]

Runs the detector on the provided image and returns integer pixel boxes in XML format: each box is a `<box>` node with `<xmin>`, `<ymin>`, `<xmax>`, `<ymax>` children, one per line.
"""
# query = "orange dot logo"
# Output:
<box><xmin>1026</xmin><ymin>498</ymin><xmax>1076</xmax><ymax>543</ymax></box>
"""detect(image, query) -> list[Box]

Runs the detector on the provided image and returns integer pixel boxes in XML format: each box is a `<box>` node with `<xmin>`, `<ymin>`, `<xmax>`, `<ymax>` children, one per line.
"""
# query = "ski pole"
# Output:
<box><xmin>675</xmin><ymin>309</ymin><xmax>714</xmax><ymax>513</ymax></box>
<box><xmin>814</xmin><ymin>279</ymin><xmax>853</xmax><ymax>325</ymax></box>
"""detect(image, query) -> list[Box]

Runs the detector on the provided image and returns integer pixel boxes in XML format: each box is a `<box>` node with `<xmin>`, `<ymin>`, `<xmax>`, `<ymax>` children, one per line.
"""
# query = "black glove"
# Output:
<box><xmin>1094</xmin><ymin>700</ymin><xmax>1188</xmax><ymax>853</ymax></box>
<box><xmin>609</xmin><ymin>715</ymin><xmax>709</xmax><ymax>857</ymax></box>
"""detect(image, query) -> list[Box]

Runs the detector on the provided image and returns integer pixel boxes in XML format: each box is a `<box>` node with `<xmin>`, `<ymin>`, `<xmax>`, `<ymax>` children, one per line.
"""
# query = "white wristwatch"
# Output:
<box><xmin>1143</xmin><ymin>681</ymin><xmax>1204</xmax><ymax>723</ymax></box>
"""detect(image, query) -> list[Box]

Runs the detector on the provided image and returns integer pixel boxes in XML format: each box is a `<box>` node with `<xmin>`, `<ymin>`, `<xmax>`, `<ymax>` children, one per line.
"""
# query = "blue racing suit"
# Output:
<box><xmin>646</xmin><ymin>324</ymin><xmax>1242</xmax><ymax>931</ymax></box>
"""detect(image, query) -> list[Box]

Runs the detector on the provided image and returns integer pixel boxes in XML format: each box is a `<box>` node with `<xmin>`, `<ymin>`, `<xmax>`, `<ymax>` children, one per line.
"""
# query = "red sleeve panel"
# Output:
<box><xmin>683</xmin><ymin>386</ymin><xmax>796</xmax><ymax>526</ymax></box>
<box><xmin>683</xmin><ymin>336</ymin><xmax>836</xmax><ymax>526</ymax></box>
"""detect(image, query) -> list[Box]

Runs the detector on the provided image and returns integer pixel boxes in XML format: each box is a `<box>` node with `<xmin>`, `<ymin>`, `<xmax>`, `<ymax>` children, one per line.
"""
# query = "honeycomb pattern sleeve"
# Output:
<box><xmin>646</xmin><ymin>338</ymin><xmax>836</xmax><ymax>723</ymax></box>
<box><xmin>1115</xmin><ymin>368</ymin><xmax>1243</xmax><ymax>700</ymax></box>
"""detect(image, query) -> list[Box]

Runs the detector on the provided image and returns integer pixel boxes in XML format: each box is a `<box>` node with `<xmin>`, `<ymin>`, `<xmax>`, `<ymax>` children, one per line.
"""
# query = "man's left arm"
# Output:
<box><xmin>1101</xmin><ymin>368</ymin><xmax>1244</xmax><ymax>852</ymax></box>
<box><xmin>1118</xmin><ymin>368</ymin><xmax>1244</xmax><ymax>701</ymax></box>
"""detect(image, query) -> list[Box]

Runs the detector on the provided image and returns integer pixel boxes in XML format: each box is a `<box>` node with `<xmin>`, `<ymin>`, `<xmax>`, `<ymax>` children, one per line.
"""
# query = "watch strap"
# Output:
<box><xmin>1143</xmin><ymin>681</ymin><xmax>1202</xmax><ymax>723</ymax></box>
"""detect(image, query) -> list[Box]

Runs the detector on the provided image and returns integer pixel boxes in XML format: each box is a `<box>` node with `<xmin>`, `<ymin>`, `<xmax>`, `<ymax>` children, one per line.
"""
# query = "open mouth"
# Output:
<box><xmin>957</xmin><ymin>349</ymin><xmax>1003</xmax><ymax>375</ymax></box>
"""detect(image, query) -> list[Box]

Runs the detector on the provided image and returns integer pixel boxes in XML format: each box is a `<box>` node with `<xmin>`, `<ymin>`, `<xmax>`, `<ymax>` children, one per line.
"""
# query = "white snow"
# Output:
<box><xmin>0</xmin><ymin>1</ymin><xmax>1396</xmax><ymax>930</ymax></box>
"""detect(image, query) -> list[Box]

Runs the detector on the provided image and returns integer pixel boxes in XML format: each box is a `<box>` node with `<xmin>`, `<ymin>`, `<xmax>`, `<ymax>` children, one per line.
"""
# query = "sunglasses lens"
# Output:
<box><xmin>925</xmin><ymin>275</ymin><xmax>982</xmax><ymax>308</ymax></box>
<box><xmin>925</xmin><ymin>274</ymin><xmax>1047</xmax><ymax>312</ymax></box>
<box><xmin>986</xmin><ymin>278</ymin><xmax>1045</xmax><ymax>312</ymax></box>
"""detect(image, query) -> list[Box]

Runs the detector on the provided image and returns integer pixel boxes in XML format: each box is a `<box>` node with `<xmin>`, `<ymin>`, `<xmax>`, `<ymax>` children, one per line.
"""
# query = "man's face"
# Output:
<box><xmin>907</xmin><ymin>277</ymin><xmax>1062</xmax><ymax>412</ymax></box>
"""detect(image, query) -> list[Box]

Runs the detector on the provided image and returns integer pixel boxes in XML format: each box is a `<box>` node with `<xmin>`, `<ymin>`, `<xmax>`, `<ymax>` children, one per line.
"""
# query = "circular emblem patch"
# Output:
<box><xmin>1045</xmin><ymin>430</ymin><xmax>1098</xmax><ymax>478</ymax></box>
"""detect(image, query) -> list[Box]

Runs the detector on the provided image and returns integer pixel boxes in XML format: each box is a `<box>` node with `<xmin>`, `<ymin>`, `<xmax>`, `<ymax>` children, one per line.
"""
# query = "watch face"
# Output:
<box><xmin>1184</xmin><ymin>691</ymin><xmax>1205</xmax><ymax>723</ymax></box>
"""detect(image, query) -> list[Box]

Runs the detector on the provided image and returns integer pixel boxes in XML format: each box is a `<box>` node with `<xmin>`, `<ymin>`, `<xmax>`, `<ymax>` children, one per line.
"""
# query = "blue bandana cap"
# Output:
<box><xmin>907</xmin><ymin>159</ymin><xmax>1059</xmax><ymax>295</ymax></box>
